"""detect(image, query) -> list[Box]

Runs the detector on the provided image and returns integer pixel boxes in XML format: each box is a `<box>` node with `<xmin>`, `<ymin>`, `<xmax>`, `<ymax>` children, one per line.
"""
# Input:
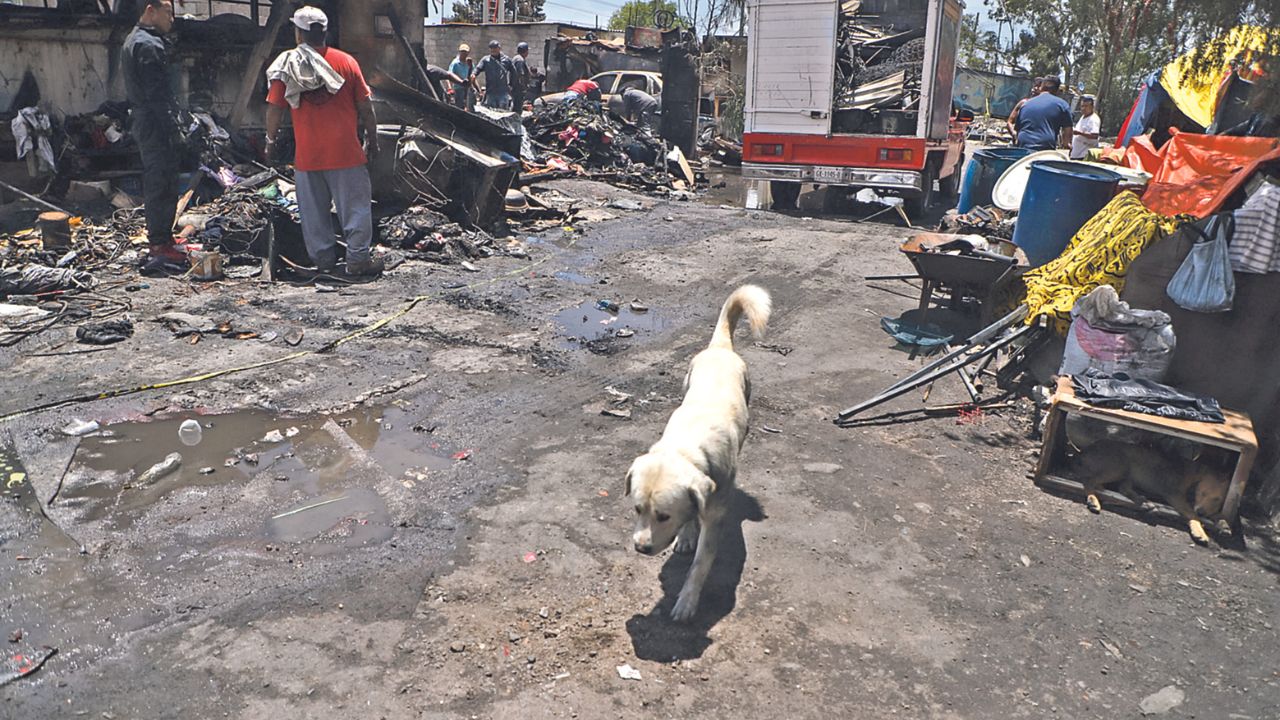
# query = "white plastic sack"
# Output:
<box><xmin>1059</xmin><ymin>285</ymin><xmax>1176</xmax><ymax>381</ymax></box>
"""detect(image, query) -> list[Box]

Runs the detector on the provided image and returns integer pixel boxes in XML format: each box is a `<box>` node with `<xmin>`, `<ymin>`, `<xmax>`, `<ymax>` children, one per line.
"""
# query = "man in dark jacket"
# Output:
<box><xmin>122</xmin><ymin>0</ymin><xmax>184</xmax><ymax>272</ymax></box>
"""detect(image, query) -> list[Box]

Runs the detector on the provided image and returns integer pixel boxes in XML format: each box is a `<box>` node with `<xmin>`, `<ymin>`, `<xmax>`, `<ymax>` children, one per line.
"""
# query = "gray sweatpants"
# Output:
<box><xmin>295</xmin><ymin>165</ymin><xmax>373</xmax><ymax>268</ymax></box>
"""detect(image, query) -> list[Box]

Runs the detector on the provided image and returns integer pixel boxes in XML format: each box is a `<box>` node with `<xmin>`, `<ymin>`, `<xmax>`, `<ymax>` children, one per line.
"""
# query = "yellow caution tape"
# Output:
<box><xmin>1022</xmin><ymin>192</ymin><xmax>1186</xmax><ymax>335</ymax></box>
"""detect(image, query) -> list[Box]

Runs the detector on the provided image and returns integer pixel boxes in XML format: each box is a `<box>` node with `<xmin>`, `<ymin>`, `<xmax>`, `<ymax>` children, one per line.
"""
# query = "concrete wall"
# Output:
<box><xmin>0</xmin><ymin>23</ymin><xmax>127</xmax><ymax>116</ymax></box>
<box><xmin>338</xmin><ymin>0</ymin><xmax>425</xmax><ymax>88</ymax></box>
<box><xmin>423</xmin><ymin>22</ymin><xmax>621</xmax><ymax>86</ymax></box>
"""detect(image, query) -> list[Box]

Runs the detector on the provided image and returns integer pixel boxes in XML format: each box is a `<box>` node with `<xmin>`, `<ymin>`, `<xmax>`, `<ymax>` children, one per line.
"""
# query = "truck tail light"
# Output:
<box><xmin>879</xmin><ymin>148</ymin><xmax>913</xmax><ymax>162</ymax></box>
<box><xmin>755</xmin><ymin>143</ymin><xmax>784</xmax><ymax>157</ymax></box>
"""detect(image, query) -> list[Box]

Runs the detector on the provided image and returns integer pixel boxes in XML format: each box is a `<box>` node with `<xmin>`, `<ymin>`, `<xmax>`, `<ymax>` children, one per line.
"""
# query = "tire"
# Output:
<box><xmin>904</xmin><ymin>164</ymin><xmax>935</xmax><ymax>219</ymax></box>
<box><xmin>822</xmin><ymin>186</ymin><xmax>848</xmax><ymax>214</ymax></box>
<box><xmin>771</xmin><ymin>181</ymin><xmax>800</xmax><ymax>210</ymax></box>
<box><xmin>938</xmin><ymin>155</ymin><xmax>962</xmax><ymax>199</ymax></box>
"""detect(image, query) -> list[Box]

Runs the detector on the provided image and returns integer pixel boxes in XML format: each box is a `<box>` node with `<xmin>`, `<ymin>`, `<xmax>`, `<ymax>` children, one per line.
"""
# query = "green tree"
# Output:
<box><xmin>608</xmin><ymin>0</ymin><xmax>679</xmax><ymax>30</ymax></box>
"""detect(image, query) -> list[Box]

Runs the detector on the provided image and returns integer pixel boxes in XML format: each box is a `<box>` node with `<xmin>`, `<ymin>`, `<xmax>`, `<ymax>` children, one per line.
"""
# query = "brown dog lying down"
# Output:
<box><xmin>1066</xmin><ymin>415</ymin><xmax>1230</xmax><ymax>545</ymax></box>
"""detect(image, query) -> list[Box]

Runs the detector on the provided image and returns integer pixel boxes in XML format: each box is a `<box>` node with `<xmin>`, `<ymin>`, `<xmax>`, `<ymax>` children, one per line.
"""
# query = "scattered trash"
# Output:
<box><xmin>608</xmin><ymin>198</ymin><xmax>644</xmax><ymax>211</ymax></box>
<box><xmin>178</xmin><ymin>419</ymin><xmax>204</xmax><ymax>447</ymax></box>
<box><xmin>75</xmin><ymin>317</ymin><xmax>134</xmax><ymax>345</ymax></box>
<box><xmin>601</xmin><ymin>407</ymin><xmax>632</xmax><ymax>420</ymax></box>
<box><xmin>1019</xmin><ymin>554</ymin><xmax>1031</xmax><ymax>567</ymax></box>
<box><xmin>596</xmin><ymin>299</ymin><xmax>620</xmax><ymax>313</ymax></box>
<box><xmin>284</xmin><ymin>328</ymin><xmax>304</xmax><ymax>346</ymax></box>
<box><xmin>157</xmin><ymin>312</ymin><xmax>217</xmax><ymax>337</ymax></box>
<box><xmin>7</xmin><ymin>629</ymin><xmax>22</xmax><ymax>643</ymax></box>
<box><xmin>198</xmin><ymin>467</ymin><xmax>215</xmax><ymax>475</ymax></box>
<box><xmin>460</xmin><ymin>261</ymin><xmax>480</xmax><ymax>272</ymax></box>
<box><xmin>615</xmin><ymin>328</ymin><xmax>635</xmax><ymax>338</ymax></box>
<box><xmin>452</xmin><ymin>450</ymin><xmax>472</xmax><ymax>462</ymax></box>
<box><xmin>522</xmin><ymin>551</ymin><xmax>538</xmax><ymax>564</ymax></box>
<box><xmin>1139</xmin><ymin>685</ymin><xmax>1185</xmax><ymax>715</ymax></box>
<box><xmin>0</xmin><ymin>645</ymin><xmax>57</xmax><ymax>687</ymax></box>
<box><xmin>136</xmin><ymin>452</ymin><xmax>182</xmax><ymax>485</ymax></box>
<box><xmin>616</xmin><ymin>663</ymin><xmax>642</xmax><ymax>681</ymax></box>
<box><xmin>1099</xmin><ymin>638</ymin><xmax>1124</xmax><ymax>660</ymax></box>
<box><xmin>61</xmin><ymin>419</ymin><xmax>100</xmax><ymax>436</ymax></box>
<box><xmin>262</xmin><ymin>430</ymin><xmax>285</xmax><ymax>443</ymax></box>
<box><xmin>629</xmin><ymin>302</ymin><xmax>648</xmax><ymax>313</ymax></box>
<box><xmin>760</xmin><ymin>425</ymin><xmax>781</xmax><ymax>434</ymax></box>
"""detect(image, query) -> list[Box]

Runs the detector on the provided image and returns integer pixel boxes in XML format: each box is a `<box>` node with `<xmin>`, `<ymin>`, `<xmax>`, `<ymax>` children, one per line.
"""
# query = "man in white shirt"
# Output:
<box><xmin>1071</xmin><ymin>95</ymin><xmax>1101</xmax><ymax>160</ymax></box>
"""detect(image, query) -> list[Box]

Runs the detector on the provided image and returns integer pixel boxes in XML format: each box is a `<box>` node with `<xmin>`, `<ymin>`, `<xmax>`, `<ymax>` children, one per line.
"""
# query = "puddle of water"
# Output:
<box><xmin>265</xmin><ymin>487</ymin><xmax>393</xmax><ymax>553</ymax></box>
<box><xmin>61</xmin><ymin>405</ymin><xmax>454</xmax><ymax>532</ymax></box>
<box><xmin>553</xmin><ymin>270</ymin><xmax>598</xmax><ymax>285</ymax></box>
<box><xmin>701</xmin><ymin>167</ymin><xmax>746</xmax><ymax>207</ymax></box>
<box><xmin>554</xmin><ymin>298</ymin><xmax>670</xmax><ymax>346</ymax></box>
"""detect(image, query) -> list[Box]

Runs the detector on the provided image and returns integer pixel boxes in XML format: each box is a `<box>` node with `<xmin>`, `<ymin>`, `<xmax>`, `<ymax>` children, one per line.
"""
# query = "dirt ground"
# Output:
<box><xmin>2</xmin><ymin>179</ymin><xmax>1279</xmax><ymax>718</ymax></box>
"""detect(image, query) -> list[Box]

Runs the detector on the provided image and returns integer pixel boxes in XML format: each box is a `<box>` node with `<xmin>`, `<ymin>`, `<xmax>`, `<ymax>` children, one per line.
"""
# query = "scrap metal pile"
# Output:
<box><xmin>524</xmin><ymin>99</ymin><xmax>682</xmax><ymax>193</ymax></box>
<box><xmin>832</xmin><ymin>0</ymin><xmax>926</xmax><ymax>119</ymax></box>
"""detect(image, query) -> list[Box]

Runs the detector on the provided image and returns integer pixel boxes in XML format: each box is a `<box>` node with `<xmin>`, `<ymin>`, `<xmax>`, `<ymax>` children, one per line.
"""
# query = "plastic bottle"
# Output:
<box><xmin>178</xmin><ymin>419</ymin><xmax>203</xmax><ymax>447</ymax></box>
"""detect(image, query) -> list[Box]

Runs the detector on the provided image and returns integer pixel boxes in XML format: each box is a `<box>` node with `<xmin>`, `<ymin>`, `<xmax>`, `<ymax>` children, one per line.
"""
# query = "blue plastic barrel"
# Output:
<box><xmin>956</xmin><ymin>147</ymin><xmax>1030</xmax><ymax>213</ymax></box>
<box><xmin>1012</xmin><ymin>160</ymin><xmax>1123</xmax><ymax>267</ymax></box>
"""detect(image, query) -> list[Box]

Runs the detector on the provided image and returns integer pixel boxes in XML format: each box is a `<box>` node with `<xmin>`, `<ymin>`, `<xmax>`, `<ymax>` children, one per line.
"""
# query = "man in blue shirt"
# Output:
<box><xmin>448</xmin><ymin>43</ymin><xmax>472</xmax><ymax>109</ymax></box>
<box><xmin>1010</xmin><ymin>76</ymin><xmax>1072</xmax><ymax>151</ymax></box>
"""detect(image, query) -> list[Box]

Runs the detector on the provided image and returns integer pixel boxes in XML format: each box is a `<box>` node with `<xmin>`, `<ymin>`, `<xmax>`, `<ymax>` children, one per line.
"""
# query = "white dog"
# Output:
<box><xmin>625</xmin><ymin>285</ymin><xmax>771</xmax><ymax>622</ymax></box>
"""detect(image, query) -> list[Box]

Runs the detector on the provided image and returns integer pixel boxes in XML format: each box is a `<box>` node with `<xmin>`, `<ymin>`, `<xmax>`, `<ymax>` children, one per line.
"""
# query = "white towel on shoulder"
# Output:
<box><xmin>266</xmin><ymin>43</ymin><xmax>345</xmax><ymax>109</ymax></box>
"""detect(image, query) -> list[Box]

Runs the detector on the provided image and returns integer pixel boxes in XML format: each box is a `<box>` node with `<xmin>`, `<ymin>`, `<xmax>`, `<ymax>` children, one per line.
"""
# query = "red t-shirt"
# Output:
<box><xmin>567</xmin><ymin>79</ymin><xmax>599</xmax><ymax>95</ymax></box>
<box><xmin>266</xmin><ymin>46</ymin><xmax>371</xmax><ymax>172</ymax></box>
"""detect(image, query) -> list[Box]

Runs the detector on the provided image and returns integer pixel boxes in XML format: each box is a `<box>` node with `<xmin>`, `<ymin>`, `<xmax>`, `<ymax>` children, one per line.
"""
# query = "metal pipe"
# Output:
<box><xmin>878</xmin><ymin>304</ymin><xmax>1028</xmax><ymax>395</ymax></box>
<box><xmin>0</xmin><ymin>179</ymin><xmax>70</xmax><ymax>215</ymax></box>
<box><xmin>835</xmin><ymin>324</ymin><xmax>1034</xmax><ymax>425</ymax></box>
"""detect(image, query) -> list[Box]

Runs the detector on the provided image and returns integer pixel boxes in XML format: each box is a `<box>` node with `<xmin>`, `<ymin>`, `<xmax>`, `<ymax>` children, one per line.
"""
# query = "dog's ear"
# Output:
<box><xmin>687</xmin><ymin>474</ymin><xmax>717</xmax><ymax>516</ymax></box>
<box><xmin>624</xmin><ymin>468</ymin><xmax>633</xmax><ymax>497</ymax></box>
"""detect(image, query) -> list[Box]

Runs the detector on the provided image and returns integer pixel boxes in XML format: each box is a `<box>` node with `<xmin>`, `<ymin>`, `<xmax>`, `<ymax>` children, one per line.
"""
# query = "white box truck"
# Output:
<box><xmin>742</xmin><ymin>0</ymin><xmax>967</xmax><ymax>216</ymax></box>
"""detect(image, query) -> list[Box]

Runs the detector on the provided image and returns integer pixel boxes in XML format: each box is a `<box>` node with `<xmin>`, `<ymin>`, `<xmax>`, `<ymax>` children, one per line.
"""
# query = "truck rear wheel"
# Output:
<box><xmin>904</xmin><ymin>164</ymin><xmax>935</xmax><ymax>219</ymax></box>
<box><xmin>771</xmin><ymin>181</ymin><xmax>800</xmax><ymax>210</ymax></box>
<box><xmin>939</xmin><ymin>155</ymin><xmax>963</xmax><ymax>199</ymax></box>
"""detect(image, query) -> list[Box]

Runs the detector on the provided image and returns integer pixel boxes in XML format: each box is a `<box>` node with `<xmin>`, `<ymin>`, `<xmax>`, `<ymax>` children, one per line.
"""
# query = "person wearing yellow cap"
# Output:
<box><xmin>449</xmin><ymin>43</ymin><xmax>474</xmax><ymax>110</ymax></box>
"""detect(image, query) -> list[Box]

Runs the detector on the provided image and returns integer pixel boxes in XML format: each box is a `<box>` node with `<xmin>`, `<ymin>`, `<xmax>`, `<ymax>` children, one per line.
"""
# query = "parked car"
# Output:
<box><xmin>535</xmin><ymin>70</ymin><xmax>664</xmax><ymax>114</ymax></box>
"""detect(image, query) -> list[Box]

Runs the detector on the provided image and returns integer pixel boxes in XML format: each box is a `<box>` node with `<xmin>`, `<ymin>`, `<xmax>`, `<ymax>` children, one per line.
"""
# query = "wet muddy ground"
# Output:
<box><xmin>2</xmin><ymin>178</ymin><xmax>1279</xmax><ymax>718</ymax></box>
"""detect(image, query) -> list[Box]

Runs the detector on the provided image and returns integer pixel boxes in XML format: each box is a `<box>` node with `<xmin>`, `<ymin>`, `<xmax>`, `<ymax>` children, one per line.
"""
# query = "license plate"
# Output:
<box><xmin>813</xmin><ymin>166</ymin><xmax>844</xmax><ymax>183</ymax></box>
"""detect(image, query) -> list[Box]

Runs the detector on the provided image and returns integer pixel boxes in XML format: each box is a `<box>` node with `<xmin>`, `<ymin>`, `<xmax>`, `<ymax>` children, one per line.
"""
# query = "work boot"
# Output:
<box><xmin>140</xmin><ymin>243</ymin><xmax>188</xmax><ymax>277</ymax></box>
<box><xmin>345</xmin><ymin>256</ymin><xmax>385</xmax><ymax>277</ymax></box>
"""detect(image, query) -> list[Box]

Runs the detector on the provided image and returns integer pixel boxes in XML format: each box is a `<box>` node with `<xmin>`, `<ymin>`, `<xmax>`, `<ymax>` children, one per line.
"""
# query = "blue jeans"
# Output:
<box><xmin>483</xmin><ymin>91</ymin><xmax>511</xmax><ymax>110</ymax></box>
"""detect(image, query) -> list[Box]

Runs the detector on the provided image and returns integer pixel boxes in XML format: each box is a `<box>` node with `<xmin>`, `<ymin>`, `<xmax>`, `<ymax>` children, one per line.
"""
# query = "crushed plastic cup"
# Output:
<box><xmin>178</xmin><ymin>419</ymin><xmax>203</xmax><ymax>446</ymax></box>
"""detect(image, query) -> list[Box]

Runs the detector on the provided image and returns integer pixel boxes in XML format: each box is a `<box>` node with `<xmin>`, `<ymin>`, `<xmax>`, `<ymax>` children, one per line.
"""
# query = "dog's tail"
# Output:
<box><xmin>709</xmin><ymin>285</ymin><xmax>771</xmax><ymax>351</ymax></box>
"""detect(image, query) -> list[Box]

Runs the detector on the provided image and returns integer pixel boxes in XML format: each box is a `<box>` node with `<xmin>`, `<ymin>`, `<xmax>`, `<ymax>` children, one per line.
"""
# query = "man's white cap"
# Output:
<box><xmin>291</xmin><ymin>6</ymin><xmax>328</xmax><ymax>31</ymax></box>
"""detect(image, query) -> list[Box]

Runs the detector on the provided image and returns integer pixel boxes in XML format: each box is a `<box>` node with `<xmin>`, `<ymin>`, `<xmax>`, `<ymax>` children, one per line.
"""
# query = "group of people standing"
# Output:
<box><xmin>1006</xmin><ymin>76</ymin><xmax>1102</xmax><ymax>160</ymax></box>
<box><xmin>444</xmin><ymin>40</ymin><xmax>537</xmax><ymax>112</ymax></box>
<box><xmin>123</xmin><ymin>2</ymin><xmax>383</xmax><ymax>277</ymax></box>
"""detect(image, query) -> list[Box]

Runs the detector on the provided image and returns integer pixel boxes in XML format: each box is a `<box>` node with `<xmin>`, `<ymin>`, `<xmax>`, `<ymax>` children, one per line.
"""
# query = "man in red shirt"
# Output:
<box><xmin>564</xmin><ymin>76</ymin><xmax>601</xmax><ymax>103</ymax></box>
<box><xmin>264</xmin><ymin>6</ymin><xmax>383</xmax><ymax>276</ymax></box>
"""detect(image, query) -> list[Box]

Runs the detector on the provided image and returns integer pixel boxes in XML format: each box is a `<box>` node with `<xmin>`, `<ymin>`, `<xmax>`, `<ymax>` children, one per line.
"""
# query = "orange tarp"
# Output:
<box><xmin>1107</xmin><ymin>131</ymin><xmax>1280</xmax><ymax>217</ymax></box>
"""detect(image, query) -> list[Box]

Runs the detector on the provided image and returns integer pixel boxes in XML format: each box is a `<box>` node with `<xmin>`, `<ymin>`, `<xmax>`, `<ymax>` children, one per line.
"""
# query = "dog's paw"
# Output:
<box><xmin>674</xmin><ymin>533</ymin><xmax>697</xmax><ymax>554</ymax></box>
<box><xmin>1086</xmin><ymin>494</ymin><xmax>1102</xmax><ymax>514</ymax></box>
<box><xmin>670</xmin><ymin>593</ymin><xmax>699</xmax><ymax>623</ymax></box>
<box><xmin>1189</xmin><ymin>519</ymin><xmax>1211</xmax><ymax>546</ymax></box>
